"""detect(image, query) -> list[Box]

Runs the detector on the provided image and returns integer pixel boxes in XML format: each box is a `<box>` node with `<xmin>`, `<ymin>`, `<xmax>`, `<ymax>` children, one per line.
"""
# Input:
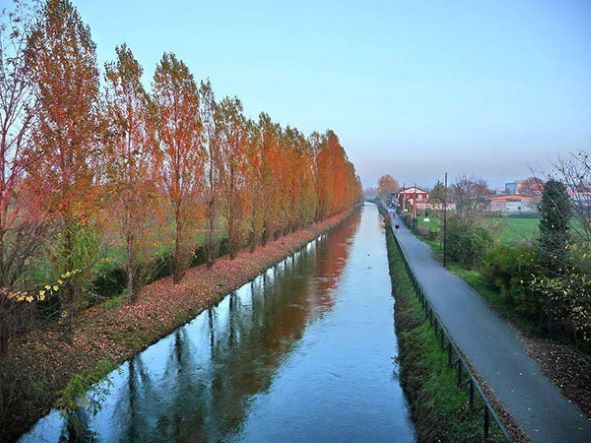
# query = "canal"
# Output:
<box><xmin>21</xmin><ymin>203</ymin><xmax>415</xmax><ymax>442</ymax></box>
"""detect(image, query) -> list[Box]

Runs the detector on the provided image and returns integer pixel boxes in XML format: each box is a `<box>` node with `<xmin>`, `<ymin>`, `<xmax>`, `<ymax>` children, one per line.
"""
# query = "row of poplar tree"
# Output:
<box><xmin>0</xmin><ymin>0</ymin><xmax>362</xmax><ymax>317</ymax></box>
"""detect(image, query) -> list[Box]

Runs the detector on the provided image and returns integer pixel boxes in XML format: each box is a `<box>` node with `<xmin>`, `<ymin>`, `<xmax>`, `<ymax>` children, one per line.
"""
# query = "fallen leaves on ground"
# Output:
<box><xmin>1</xmin><ymin>210</ymin><xmax>351</xmax><ymax>442</ymax></box>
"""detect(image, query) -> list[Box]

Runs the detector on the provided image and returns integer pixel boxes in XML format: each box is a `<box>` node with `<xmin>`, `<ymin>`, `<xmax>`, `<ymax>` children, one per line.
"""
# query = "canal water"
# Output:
<box><xmin>20</xmin><ymin>203</ymin><xmax>415</xmax><ymax>442</ymax></box>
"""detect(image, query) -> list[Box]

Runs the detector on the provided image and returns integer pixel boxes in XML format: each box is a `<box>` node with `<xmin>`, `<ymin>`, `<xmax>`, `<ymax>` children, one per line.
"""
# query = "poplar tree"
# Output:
<box><xmin>153</xmin><ymin>52</ymin><xmax>204</xmax><ymax>283</ymax></box>
<box><xmin>215</xmin><ymin>97</ymin><xmax>249</xmax><ymax>259</ymax></box>
<box><xmin>245</xmin><ymin>119</ymin><xmax>263</xmax><ymax>251</ymax></box>
<box><xmin>26</xmin><ymin>0</ymin><xmax>100</xmax><ymax>326</ymax></box>
<box><xmin>199</xmin><ymin>79</ymin><xmax>219</xmax><ymax>266</ymax></box>
<box><xmin>258</xmin><ymin>112</ymin><xmax>280</xmax><ymax>243</ymax></box>
<box><xmin>104</xmin><ymin>44</ymin><xmax>156</xmax><ymax>301</ymax></box>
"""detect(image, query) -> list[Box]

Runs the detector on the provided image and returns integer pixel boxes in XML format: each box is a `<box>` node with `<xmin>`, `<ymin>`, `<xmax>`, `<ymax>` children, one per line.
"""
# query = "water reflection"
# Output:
<box><xmin>22</xmin><ymin>211</ymin><xmax>365</xmax><ymax>443</ymax></box>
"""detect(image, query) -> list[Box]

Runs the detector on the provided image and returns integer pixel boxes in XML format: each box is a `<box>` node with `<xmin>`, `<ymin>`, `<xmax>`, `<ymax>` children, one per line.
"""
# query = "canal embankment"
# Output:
<box><xmin>1</xmin><ymin>209</ymin><xmax>355</xmax><ymax>443</ymax></box>
<box><xmin>385</xmin><ymin>224</ymin><xmax>491</xmax><ymax>442</ymax></box>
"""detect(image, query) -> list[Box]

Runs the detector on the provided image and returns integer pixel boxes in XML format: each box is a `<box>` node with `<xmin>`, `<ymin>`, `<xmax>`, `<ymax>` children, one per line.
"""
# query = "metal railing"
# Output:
<box><xmin>380</xmin><ymin>203</ymin><xmax>512</xmax><ymax>442</ymax></box>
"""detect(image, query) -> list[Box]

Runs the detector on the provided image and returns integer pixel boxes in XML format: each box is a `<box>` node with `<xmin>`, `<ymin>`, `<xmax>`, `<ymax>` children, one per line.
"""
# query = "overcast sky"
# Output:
<box><xmin>52</xmin><ymin>0</ymin><xmax>591</xmax><ymax>188</ymax></box>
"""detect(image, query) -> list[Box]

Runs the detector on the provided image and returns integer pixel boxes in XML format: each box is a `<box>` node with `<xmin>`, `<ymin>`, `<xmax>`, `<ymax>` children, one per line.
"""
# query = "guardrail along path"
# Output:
<box><xmin>390</xmin><ymin>213</ymin><xmax>591</xmax><ymax>443</ymax></box>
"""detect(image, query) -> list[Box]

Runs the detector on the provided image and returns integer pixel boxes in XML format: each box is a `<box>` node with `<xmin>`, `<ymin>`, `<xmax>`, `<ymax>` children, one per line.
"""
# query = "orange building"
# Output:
<box><xmin>397</xmin><ymin>186</ymin><xmax>430</xmax><ymax>217</ymax></box>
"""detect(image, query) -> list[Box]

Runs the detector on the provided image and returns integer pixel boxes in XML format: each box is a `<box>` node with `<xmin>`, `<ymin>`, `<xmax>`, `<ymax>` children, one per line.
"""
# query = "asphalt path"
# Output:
<box><xmin>390</xmin><ymin>210</ymin><xmax>591</xmax><ymax>442</ymax></box>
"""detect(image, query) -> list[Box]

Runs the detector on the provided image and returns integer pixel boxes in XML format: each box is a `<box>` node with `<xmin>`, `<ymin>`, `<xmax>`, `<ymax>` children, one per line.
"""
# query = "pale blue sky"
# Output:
<box><xmin>26</xmin><ymin>1</ymin><xmax>591</xmax><ymax>187</ymax></box>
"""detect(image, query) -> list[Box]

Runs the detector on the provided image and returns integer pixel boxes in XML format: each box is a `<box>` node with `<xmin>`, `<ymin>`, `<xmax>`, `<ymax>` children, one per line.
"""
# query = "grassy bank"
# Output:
<box><xmin>0</xmin><ymin>209</ymin><xmax>355</xmax><ymax>443</ymax></box>
<box><xmin>385</xmin><ymin>226</ymin><xmax>483</xmax><ymax>442</ymax></box>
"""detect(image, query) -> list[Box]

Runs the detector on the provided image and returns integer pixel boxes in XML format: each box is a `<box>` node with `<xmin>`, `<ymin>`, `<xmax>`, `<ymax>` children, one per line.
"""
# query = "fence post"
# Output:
<box><xmin>483</xmin><ymin>406</ymin><xmax>490</xmax><ymax>440</ymax></box>
<box><xmin>448</xmin><ymin>343</ymin><xmax>453</xmax><ymax>367</ymax></box>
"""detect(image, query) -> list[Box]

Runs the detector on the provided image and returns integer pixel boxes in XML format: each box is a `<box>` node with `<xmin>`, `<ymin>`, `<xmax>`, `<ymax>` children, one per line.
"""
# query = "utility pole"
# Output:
<box><xmin>443</xmin><ymin>172</ymin><xmax>448</xmax><ymax>268</ymax></box>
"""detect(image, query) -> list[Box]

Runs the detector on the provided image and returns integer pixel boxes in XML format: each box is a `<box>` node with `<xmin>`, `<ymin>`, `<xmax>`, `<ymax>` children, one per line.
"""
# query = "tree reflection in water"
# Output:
<box><xmin>22</xmin><ymin>211</ymin><xmax>361</xmax><ymax>443</ymax></box>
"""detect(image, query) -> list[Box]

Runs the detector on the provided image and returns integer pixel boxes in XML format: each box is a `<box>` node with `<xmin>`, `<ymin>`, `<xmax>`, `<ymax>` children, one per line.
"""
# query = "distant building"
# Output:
<box><xmin>569</xmin><ymin>190</ymin><xmax>591</xmax><ymax>211</ymax></box>
<box><xmin>397</xmin><ymin>186</ymin><xmax>430</xmax><ymax>216</ymax></box>
<box><xmin>504</xmin><ymin>180</ymin><xmax>542</xmax><ymax>196</ymax></box>
<box><xmin>504</xmin><ymin>182</ymin><xmax>517</xmax><ymax>194</ymax></box>
<box><xmin>487</xmin><ymin>194</ymin><xmax>538</xmax><ymax>214</ymax></box>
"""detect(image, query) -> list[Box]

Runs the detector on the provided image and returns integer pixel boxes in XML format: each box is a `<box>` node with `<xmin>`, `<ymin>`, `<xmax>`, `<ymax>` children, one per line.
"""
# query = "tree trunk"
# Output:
<box><xmin>250</xmin><ymin>202</ymin><xmax>257</xmax><ymax>253</ymax></box>
<box><xmin>228</xmin><ymin>215</ymin><xmax>236</xmax><ymax>259</ymax></box>
<box><xmin>173</xmin><ymin>214</ymin><xmax>182</xmax><ymax>284</ymax></box>
<box><xmin>207</xmin><ymin>198</ymin><xmax>215</xmax><ymax>267</ymax></box>
<box><xmin>0</xmin><ymin>232</ymin><xmax>6</xmax><ymax>289</ymax></box>
<box><xmin>126</xmin><ymin>231</ymin><xmax>135</xmax><ymax>303</ymax></box>
<box><xmin>61</xmin><ymin>223</ymin><xmax>75</xmax><ymax>344</ymax></box>
<box><xmin>261</xmin><ymin>226</ymin><xmax>268</xmax><ymax>246</ymax></box>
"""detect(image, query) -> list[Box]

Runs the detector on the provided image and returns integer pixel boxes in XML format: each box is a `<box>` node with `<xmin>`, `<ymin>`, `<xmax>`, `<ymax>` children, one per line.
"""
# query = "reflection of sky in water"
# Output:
<box><xmin>20</xmin><ymin>204</ymin><xmax>414</xmax><ymax>443</ymax></box>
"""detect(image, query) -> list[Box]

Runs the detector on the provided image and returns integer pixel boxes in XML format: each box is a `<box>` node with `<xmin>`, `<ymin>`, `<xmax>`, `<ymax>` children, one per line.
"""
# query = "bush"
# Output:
<box><xmin>481</xmin><ymin>242</ymin><xmax>541</xmax><ymax>318</ymax></box>
<box><xmin>92</xmin><ymin>266</ymin><xmax>127</xmax><ymax>299</ymax></box>
<box><xmin>191</xmin><ymin>245</ymin><xmax>209</xmax><ymax>266</ymax></box>
<box><xmin>147</xmin><ymin>252</ymin><xmax>174</xmax><ymax>282</ymax></box>
<box><xmin>102</xmin><ymin>295</ymin><xmax>125</xmax><ymax>310</ymax></box>
<box><xmin>446</xmin><ymin>216</ymin><xmax>492</xmax><ymax>269</ymax></box>
<box><xmin>218</xmin><ymin>237</ymin><xmax>230</xmax><ymax>257</ymax></box>
<box><xmin>428</xmin><ymin>225</ymin><xmax>439</xmax><ymax>241</ymax></box>
<box><xmin>85</xmin><ymin>236</ymin><xmax>231</xmax><ymax>308</ymax></box>
<box><xmin>417</xmin><ymin>227</ymin><xmax>429</xmax><ymax>237</ymax></box>
<box><xmin>481</xmin><ymin>244</ymin><xmax>519</xmax><ymax>298</ymax></box>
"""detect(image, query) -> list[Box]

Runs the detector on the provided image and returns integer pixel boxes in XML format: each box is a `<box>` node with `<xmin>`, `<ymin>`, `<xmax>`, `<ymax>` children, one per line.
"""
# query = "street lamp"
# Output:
<box><xmin>428</xmin><ymin>172</ymin><xmax>448</xmax><ymax>268</ymax></box>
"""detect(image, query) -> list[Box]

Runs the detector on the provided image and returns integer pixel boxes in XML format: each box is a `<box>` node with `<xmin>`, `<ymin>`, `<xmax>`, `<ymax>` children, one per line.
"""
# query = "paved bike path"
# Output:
<box><xmin>390</xmin><ymin>214</ymin><xmax>591</xmax><ymax>442</ymax></box>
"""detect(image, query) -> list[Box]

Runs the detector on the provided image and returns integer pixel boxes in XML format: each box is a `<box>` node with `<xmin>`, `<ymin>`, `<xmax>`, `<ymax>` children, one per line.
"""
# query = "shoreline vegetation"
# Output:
<box><xmin>1</xmin><ymin>209</ymin><xmax>355</xmax><ymax>443</ymax></box>
<box><xmin>384</xmin><ymin>225</ymin><xmax>484</xmax><ymax>442</ymax></box>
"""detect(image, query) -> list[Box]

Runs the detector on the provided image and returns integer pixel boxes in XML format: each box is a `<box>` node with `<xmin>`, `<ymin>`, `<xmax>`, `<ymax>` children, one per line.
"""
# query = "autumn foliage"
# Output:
<box><xmin>0</xmin><ymin>0</ymin><xmax>362</xmax><ymax>353</ymax></box>
<box><xmin>377</xmin><ymin>174</ymin><xmax>399</xmax><ymax>199</ymax></box>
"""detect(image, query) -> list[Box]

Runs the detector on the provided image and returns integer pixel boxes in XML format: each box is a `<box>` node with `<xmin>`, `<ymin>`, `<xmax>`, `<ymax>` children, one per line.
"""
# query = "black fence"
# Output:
<box><xmin>380</xmin><ymin>203</ymin><xmax>512</xmax><ymax>442</ymax></box>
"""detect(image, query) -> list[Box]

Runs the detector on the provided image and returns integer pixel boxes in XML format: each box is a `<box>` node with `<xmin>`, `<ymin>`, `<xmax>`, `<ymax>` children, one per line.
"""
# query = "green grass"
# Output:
<box><xmin>385</xmin><ymin>227</ymin><xmax>483</xmax><ymax>442</ymax></box>
<box><xmin>415</xmin><ymin>214</ymin><xmax>540</xmax><ymax>245</ymax></box>
<box><xmin>416</xmin><ymin>215</ymin><xmax>440</xmax><ymax>230</ymax></box>
<box><xmin>484</xmin><ymin>217</ymin><xmax>539</xmax><ymax>244</ymax></box>
<box><xmin>102</xmin><ymin>295</ymin><xmax>125</xmax><ymax>310</ymax></box>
